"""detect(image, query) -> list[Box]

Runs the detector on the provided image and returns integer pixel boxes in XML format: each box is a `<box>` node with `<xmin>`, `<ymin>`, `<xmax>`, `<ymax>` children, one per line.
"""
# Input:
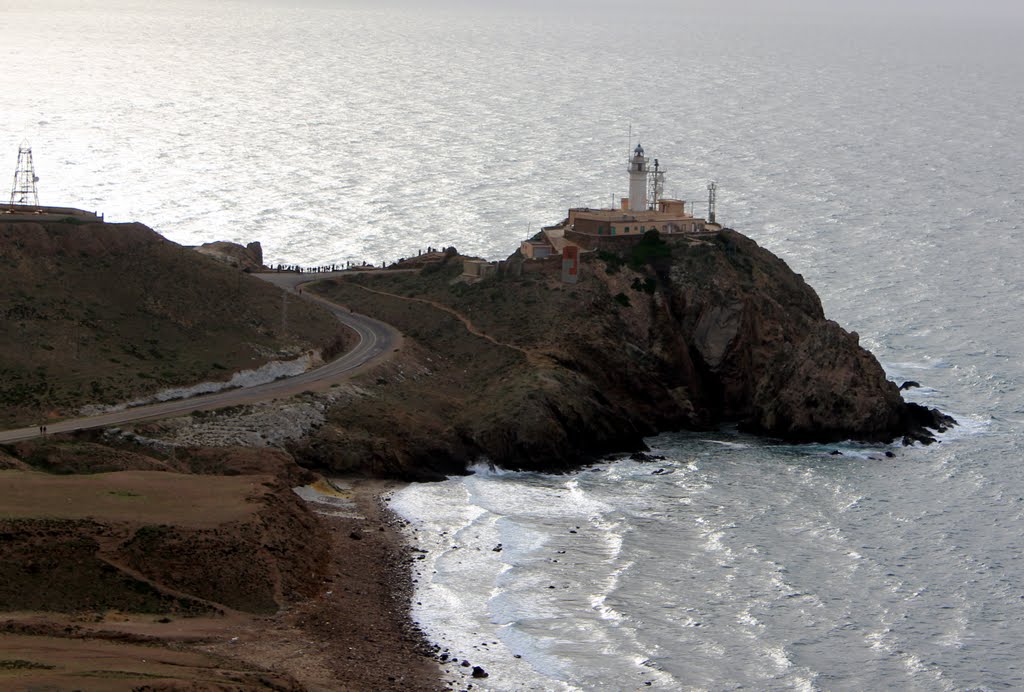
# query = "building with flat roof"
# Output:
<box><xmin>520</xmin><ymin>143</ymin><xmax>717</xmax><ymax>258</ymax></box>
<box><xmin>461</xmin><ymin>258</ymin><xmax>498</xmax><ymax>282</ymax></box>
<box><xmin>520</xmin><ymin>238</ymin><xmax>555</xmax><ymax>259</ymax></box>
<box><xmin>567</xmin><ymin>197</ymin><xmax>707</xmax><ymax>238</ymax></box>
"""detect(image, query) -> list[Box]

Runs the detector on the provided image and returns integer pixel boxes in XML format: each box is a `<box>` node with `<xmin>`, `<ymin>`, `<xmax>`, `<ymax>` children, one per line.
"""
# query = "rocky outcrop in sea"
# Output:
<box><xmin>298</xmin><ymin>229</ymin><xmax>954</xmax><ymax>478</ymax></box>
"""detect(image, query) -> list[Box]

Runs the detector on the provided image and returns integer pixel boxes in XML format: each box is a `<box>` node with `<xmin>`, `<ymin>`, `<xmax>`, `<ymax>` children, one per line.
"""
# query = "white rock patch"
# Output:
<box><xmin>79</xmin><ymin>351</ymin><xmax>322</xmax><ymax>416</ymax></box>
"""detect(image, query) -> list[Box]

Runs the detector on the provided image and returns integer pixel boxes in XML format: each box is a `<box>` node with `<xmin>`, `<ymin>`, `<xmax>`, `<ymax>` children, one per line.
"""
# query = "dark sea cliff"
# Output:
<box><xmin>299</xmin><ymin>229</ymin><xmax>953</xmax><ymax>479</ymax></box>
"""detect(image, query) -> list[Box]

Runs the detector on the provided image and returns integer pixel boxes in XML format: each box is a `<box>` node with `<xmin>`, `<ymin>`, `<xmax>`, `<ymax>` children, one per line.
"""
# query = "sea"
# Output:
<box><xmin>4</xmin><ymin>1</ymin><xmax>1023</xmax><ymax>689</ymax></box>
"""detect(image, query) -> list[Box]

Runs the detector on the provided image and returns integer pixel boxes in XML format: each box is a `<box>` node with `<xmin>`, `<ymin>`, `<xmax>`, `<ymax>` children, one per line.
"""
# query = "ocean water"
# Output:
<box><xmin>5</xmin><ymin>1</ymin><xmax>1024</xmax><ymax>689</ymax></box>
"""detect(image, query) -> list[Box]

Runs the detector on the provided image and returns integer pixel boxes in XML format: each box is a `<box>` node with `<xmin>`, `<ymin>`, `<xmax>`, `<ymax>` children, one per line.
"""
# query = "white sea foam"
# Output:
<box><xmin>391</xmin><ymin>478</ymin><xmax>583</xmax><ymax>691</ymax></box>
<box><xmin>934</xmin><ymin>413</ymin><xmax>992</xmax><ymax>441</ymax></box>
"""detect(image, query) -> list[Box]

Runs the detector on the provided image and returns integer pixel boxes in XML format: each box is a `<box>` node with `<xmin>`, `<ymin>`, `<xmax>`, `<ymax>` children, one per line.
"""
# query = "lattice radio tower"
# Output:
<box><xmin>648</xmin><ymin>158</ymin><xmax>665</xmax><ymax>209</ymax></box>
<box><xmin>707</xmin><ymin>180</ymin><xmax>717</xmax><ymax>224</ymax></box>
<box><xmin>10</xmin><ymin>141</ymin><xmax>40</xmax><ymax>206</ymax></box>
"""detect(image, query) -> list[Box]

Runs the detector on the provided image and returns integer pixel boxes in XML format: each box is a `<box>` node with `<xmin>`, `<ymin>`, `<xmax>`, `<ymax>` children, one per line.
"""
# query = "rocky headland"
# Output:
<box><xmin>297</xmin><ymin>229</ymin><xmax>953</xmax><ymax>479</ymax></box>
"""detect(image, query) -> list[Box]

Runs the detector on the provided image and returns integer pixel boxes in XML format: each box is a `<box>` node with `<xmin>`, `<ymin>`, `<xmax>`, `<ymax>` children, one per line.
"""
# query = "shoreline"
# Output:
<box><xmin>215</xmin><ymin>477</ymin><xmax>444</xmax><ymax>691</ymax></box>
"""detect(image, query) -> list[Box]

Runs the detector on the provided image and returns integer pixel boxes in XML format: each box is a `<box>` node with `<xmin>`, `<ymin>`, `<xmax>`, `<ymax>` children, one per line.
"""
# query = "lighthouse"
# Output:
<box><xmin>522</xmin><ymin>141</ymin><xmax>714</xmax><ymax>257</ymax></box>
<box><xmin>628</xmin><ymin>143</ymin><xmax>648</xmax><ymax>211</ymax></box>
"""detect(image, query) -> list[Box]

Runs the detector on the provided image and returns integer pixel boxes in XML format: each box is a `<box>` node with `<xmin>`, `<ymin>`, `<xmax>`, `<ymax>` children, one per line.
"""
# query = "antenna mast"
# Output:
<box><xmin>10</xmin><ymin>141</ymin><xmax>40</xmax><ymax>206</ymax></box>
<box><xmin>707</xmin><ymin>181</ymin><xmax>717</xmax><ymax>224</ymax></box>
<box><xmin>648</xmin><ymin>158</ymin><xmax>665</xmax><ymax>210</ymax></box>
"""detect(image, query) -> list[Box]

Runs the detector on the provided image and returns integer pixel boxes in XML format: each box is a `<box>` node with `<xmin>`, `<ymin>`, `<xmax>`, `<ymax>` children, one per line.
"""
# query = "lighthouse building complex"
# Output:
<box><xmin>521</xmin><ymin>144</ymin><xmax>717</xmax><ymax>260</ymax></box>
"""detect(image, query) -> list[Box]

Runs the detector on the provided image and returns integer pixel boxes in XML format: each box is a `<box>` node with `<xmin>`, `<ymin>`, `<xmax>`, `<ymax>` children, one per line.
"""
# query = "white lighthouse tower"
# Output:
<box><xmin>628</xmin><ymin>143</ymin><xmax>649</xmax><ymax>211</ymax></box>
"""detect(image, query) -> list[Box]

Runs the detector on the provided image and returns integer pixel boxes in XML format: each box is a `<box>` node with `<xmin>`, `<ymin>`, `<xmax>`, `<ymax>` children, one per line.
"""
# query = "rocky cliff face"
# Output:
<box><xmin>193</xmin><ymin>240</ymin><xmax>264</xmax><ymax>270</ymax></box>
<box><xmin>557</xmin><ymin>230</ymin><xmax>953</xmax><ymax>447</ymax></box>
<box><xmin>302</xmin><ymin>230</ymin><xmax>953</xmax><ymax>478</ymax></box>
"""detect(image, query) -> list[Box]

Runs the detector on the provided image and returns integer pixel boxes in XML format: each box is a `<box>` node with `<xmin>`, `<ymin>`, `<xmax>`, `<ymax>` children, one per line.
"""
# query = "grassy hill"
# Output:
<box><xmin>0</xmin><ymin>219</ymin><xmax>348</xmax><ymax>427</ymax></box>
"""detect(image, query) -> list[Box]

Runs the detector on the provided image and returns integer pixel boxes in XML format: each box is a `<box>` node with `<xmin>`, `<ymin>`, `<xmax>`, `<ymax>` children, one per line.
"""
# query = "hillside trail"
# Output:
<box><xmin>344</xmin><ymin>282</ymin><xmax>552</xmax><ymax>366</ymax></box>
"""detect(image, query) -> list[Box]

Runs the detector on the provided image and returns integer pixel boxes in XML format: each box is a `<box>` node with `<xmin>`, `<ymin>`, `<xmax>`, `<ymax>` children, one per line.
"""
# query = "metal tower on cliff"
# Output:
<box><xmin>648</xmin><ymin>158</ymin><xmax>665</xmax><ymax>209</ymax></box>
<box><xmin>707</xmin><ymin>180</ymin><xmax>717</xmax><ymax>224</ymax></box>
<box><xmin>10</xmin><ymin>141</ymin><xmax>40</xmax><ymax>206</ymax></box>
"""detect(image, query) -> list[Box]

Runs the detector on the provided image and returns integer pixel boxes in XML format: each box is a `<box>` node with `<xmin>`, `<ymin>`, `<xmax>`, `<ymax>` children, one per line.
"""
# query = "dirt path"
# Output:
<box><xmin>0</xmin><ymin>477</ymin><xmax>444</xmax><ymax>691</ymax></box>
<box><xmin>346</xmin><ymin>281</ymin><xmax>552</xmax><ymax>366</ymax></box>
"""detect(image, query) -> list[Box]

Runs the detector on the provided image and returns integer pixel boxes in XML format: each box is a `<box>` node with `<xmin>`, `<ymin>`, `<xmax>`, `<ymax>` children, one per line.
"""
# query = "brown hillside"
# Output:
<box><xmin>0</xmin><ymin>460</ymin><xmax>329</xmax><ymax>616</ymax></box>
<box><xmin>0</xmin><ymin>219</ymin><xmax>350</xmax><ymax>427</ymax></box>
<box><xmin>0</xmin><ymin>439</ymin><xmax>441</xmax><ymax>691</ymax></box>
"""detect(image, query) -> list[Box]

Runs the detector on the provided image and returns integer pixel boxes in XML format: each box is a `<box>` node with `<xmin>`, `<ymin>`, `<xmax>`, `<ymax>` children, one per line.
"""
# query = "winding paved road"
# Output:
<box><xmin>0</xmin><ymin>272</ymin><xmax>402</xmax><ymax>444</ymax></box>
